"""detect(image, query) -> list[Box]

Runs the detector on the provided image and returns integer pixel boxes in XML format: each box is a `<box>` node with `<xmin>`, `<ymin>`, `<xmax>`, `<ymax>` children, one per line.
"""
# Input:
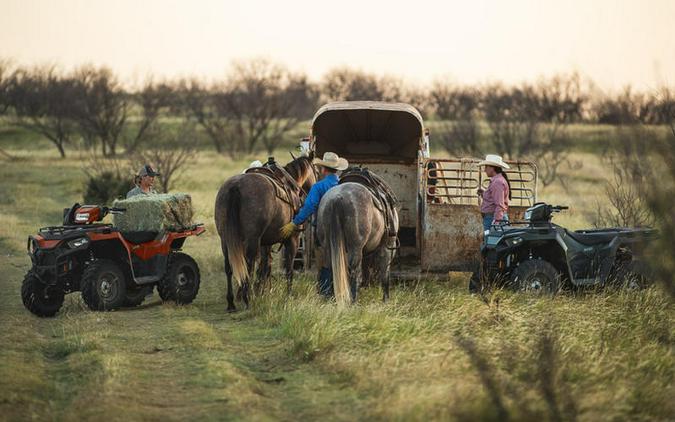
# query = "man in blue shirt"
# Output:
<box><xmin>280</xmin><ymin>151</ymin><xmax>349</xmax><ymax>297</ymax></box>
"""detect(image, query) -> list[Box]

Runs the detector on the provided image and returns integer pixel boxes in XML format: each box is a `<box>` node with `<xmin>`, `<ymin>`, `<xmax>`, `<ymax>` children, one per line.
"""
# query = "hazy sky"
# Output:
<box><xmin>1</xmin><ymin>0</ymin><xmax>674</xmax><ymax>90</ymax></box>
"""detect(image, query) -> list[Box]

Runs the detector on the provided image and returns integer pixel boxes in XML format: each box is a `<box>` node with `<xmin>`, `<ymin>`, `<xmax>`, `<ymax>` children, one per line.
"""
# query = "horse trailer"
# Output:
<box><xmin>301</xmin><ymin>101</ymin><xmax>538</xmax><ymax>274</ymax></box>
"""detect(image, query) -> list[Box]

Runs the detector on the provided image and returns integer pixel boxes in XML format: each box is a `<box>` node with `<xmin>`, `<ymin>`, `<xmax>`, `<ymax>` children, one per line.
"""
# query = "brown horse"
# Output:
<box><xmin>214</xmin><ymin>155</ymin><xmax>316</xmax><ymax>311</ymax></box>
<box><xmin>317</xmin><ymin>182</ymin><xmax>399</xmax><ymax>305</ymax></box>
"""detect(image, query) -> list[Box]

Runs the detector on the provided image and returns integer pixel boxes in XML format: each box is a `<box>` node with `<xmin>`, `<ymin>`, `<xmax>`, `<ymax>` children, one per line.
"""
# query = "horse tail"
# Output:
<box><xmin>224</xmin><ymin>186</ymin><xmax>248</xmax><ymax>286</ymax></box>
<box><xmin>328</xmin><ymin>200</ymin><xmax>350</xmax><ymax>305</ymax></box>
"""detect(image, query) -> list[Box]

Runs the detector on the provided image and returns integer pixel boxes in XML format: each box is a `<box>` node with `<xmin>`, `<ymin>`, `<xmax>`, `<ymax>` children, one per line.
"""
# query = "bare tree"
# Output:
<box><xmin>124</xmin><ymin>80</ymin><xmax>175</xmax><ymax>153</ymax></box>
<box><xmin>6</xmin><ymin>66</ymin><xmax>79</xmax><ymax>158</ymax></box>
<box><xmin>225</xmin><ymin>59</ymin><xmax>316</xmax><ymax>155</ymax></box>
<box><xmin>178</xmin><ymin>78</ymin><xmax>234</xmax><ymax>154</ymax></box>
<box><xmin>0</xmin><ymin>59</ymin><xmax>15</xmax><ymax>159</ymax></box>
<box><xmin>431</xmin><ymin>81</ymin><xmax>482</xmax><ymax>155</ymax></box>
<box><xmin>0</xmin><ymin>59</ymin><xmax>12</xmax><ymax>114</ymax></box>
<box><xmin>71</xmin><ymin>66</ymin><xmax>128</xmax><ymax>156</ymax></box>
<box><xmin>593</xmin><ymin>87</ymin><xmax>642</xmax><ymax>125</ymax></box>
<box><xmin>321</xmin><ymin>67</ymin><xmax>384</xmax><ymax>101</ymax></box>
<box><xmin>642</xmin><ymin>87</ymin><xmax>675</xmax><ymax>296</ymax></box>
<box><xmin>481</xmin><ymin>76</ymin><xmax>583</xmax><ymax>187</ymax></box>
<box><xmin>181</xmin><ymin>60</ymin><xmax>315</xmax><ymax>156</ymax></box>
<box><xmin>132</xmin><ymin>123</ymin><xmax>197</xmax><ymax>192</ymax></box>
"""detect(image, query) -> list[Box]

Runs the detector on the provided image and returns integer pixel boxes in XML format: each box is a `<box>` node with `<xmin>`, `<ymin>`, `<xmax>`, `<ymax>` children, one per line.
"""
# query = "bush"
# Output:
<box><xmin>83</xmin><ymin>171</ymin><xmax>131</xmax><ymax>205</ymax></box>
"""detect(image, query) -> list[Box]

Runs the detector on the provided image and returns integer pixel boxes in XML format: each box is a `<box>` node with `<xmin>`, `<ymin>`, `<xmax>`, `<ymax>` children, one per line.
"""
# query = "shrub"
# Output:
<box><xmin>83</xmin><ymin>171</ymin><xmax>131</xmax><ymax>204</ymax></box>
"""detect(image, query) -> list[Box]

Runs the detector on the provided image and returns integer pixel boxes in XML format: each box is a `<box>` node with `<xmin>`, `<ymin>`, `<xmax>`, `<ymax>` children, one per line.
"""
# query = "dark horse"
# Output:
<box><xmin>214</xmin><ymin>155</ymin><xmax>316</xmax><ymax>311</ymax></box>
<box><xmin>317</xmin><ymin>183</ymin><xmax>399</xmax><ymax>305</ymax></box>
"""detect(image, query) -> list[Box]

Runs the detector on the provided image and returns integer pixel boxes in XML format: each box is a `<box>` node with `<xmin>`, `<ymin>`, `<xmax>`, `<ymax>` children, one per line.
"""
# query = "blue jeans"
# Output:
<box><xmin>483</xmin><ymin>213</ymin><xmax>509</xmax><ymax>231</ymax></box>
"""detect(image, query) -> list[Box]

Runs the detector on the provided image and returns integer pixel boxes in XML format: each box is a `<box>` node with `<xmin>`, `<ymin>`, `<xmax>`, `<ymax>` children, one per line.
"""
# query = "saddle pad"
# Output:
<box><xmin>246</xmin><ymin>164</ymin><xmax>304</xmax><ymax>212</ymax></box>
<box><xmin>339</xmin><ymin>167</ymin><xmax>398</xmax><ymax>237</ymax></box>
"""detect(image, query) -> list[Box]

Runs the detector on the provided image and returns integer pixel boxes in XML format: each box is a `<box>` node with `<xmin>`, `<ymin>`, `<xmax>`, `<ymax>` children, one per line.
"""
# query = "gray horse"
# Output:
<box><xmin>317</xmin><ymin>183</ymin><xmax>399</xmax><ymax>305</ymax></box>
<box><xmin>214</xmin><ymin>155</ymin><xmax>316</xmax><ymax>311</ymax></box>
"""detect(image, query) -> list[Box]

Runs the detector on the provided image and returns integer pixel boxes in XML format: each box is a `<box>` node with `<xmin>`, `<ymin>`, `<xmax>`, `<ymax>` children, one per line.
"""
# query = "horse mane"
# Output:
<box><xmin>284</xmin><ymin>156</ymin><xmax>313</xmax><ymax>184</ymax></box>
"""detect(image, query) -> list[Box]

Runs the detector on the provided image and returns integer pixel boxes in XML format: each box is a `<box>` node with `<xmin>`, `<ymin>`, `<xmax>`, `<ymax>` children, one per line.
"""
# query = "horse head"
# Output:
<box><xmin>285</xmin><ymin>154</ymin><xmax>317</xmax><ymax>194</ymax></box>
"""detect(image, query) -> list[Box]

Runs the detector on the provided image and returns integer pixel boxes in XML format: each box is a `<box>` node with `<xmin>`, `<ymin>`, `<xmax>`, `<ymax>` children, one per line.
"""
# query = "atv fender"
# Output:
<box><xmin>596</xmin><ymin>237</ymin><xmax>624</xmax><ymax>282</ymax></box>
<box><xmin>87</xmin><ymin>237</ymin><xmax>136</xmax><ymax>282</ymax></box>
<box><xmin>598</xmin><ymin>237</ymin><xmax>650</xmax><ymax>283</ymax></box>
<box><xmin>542</xmin><ymin>233</ymin><xmax>575</xmax><ymax>284</ymax></box>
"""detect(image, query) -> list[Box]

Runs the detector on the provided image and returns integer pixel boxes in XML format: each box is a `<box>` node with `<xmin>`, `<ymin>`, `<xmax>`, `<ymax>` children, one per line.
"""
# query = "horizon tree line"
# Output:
<box><xmin>0</xmin><ymin>58</ymin><xmax>673</xmax><ymax>161</ymax></box>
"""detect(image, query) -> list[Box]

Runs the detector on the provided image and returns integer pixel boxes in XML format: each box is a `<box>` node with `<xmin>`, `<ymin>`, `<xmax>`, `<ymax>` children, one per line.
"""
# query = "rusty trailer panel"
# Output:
<box><xmin>420</xmin><ymin>204</ymin><xmax>531</xmax><ymax>272</ymax></box>
<box><xmin>421</xmin><ymin>158</ymin><xmax>537</xmax><ymax>272</ymax></box>
<box><xmin>421</xmin><ymin>204</ymin><xmax>482</xmax><ymax>272</ymax></box>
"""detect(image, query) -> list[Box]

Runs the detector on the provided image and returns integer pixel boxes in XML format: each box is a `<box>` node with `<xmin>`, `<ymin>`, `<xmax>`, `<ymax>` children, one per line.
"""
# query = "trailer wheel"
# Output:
<box><xmin>510</xmin><ymin>259</ymin><xmax>560</xmax><ymax>295</ymax></box>
<box><xmin>21</xmin><ymin>271</ymin><xmax>64</xmax><ymax>317</ymax></box>
<box><xmin>158</xmin><ymin>252</ymin><xmax>200</xmax><ymax>305</ymax></box>
<box><xmin>81</xmin><ymin>260</ymin><xmax>127</xmax><ymax>311</ymax></box>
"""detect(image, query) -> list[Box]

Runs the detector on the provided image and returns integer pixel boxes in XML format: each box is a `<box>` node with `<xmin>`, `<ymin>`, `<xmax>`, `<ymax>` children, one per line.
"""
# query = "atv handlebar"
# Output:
<box><xmin>98</xmin><ymin>206</ymin><xmax>126</xmax><ymax>219</ymax></box>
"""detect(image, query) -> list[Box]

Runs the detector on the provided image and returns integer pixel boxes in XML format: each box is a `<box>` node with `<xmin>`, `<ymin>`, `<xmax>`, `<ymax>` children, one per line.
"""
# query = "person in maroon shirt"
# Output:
<box><xmin>470</xmin><ymin>154</ymin><xmax>512</xmax><ymax>293</ymax></box>
<box><xmin>477</xmin><ymin>154</ymin><xmax>512</xmax><ymax>231</ymax></box>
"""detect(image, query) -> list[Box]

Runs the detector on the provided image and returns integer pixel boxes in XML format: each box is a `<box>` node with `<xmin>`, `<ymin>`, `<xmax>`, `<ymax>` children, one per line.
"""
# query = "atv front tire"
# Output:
<box><xmin>158</xmin><ymin>252</ymin><xmax>200</xmax><ymax>305</ymax></box>
<box><xmin>21</xmin><ymin>271</ymin><xmax>64</xmax><ymax>317</ymax></box>
<box><xmin>81</xmin><ymin>259</ymin><xmax>127</xmax><ymax>311</ymax></box>
<box><xmin>510</xmin><ymin>259</ymin><xmax>560</xmax><ymax>294</ymax></box>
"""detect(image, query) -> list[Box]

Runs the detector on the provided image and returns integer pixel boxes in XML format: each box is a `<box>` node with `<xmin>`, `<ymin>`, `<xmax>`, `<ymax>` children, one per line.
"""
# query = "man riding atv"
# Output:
<box><xmin>127</xmin><ymin>164</ymin><xmax>160</xmax><ymax>198</ymax></box>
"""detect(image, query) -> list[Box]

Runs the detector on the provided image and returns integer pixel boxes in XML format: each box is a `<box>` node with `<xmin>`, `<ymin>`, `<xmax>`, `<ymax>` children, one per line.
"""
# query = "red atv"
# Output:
<box><xmin>22</xmin><ymin>203</ymin><xmax>205</xmax><ymax>317</ymax></box>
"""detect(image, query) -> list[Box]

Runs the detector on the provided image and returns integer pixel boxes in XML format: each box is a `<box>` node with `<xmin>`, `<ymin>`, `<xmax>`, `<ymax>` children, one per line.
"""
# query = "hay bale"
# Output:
<box><xmin>112</xmin><ymin>193</ymin><xmax>194</xmax><ymax>232</ymax></box>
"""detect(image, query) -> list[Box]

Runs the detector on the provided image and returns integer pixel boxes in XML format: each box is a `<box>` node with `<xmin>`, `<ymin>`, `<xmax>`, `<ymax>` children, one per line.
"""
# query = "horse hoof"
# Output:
<box><xmin>226</xmin><ymin>307</ymin><xmax>237</xmax><ymax>313</ymax></box>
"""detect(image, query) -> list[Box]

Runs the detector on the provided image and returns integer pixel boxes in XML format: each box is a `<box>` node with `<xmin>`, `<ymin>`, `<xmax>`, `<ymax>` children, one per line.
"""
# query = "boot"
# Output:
<box><xmin>318</xmin><ymin>267</ymin><xmax>334</xmax><ymax>298</ymax></box>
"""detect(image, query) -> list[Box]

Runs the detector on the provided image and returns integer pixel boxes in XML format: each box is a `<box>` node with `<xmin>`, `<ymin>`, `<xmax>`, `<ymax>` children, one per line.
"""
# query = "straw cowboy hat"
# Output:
<box><xmin>313</xmin><ymin>151</ymin><xmax>349</xmax><ymax>171</ymax></box>
<box><xmin>477</xmin><ymin>154</ymin><xmax>510</xmax><ymax>169</ymax></box>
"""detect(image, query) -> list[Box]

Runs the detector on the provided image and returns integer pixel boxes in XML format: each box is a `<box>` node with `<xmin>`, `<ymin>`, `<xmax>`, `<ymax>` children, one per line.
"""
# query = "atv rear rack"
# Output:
<box><xmin>39</xmin><ymin>223</ymin><xmax>112</xmax><ymax>234</ymax></box>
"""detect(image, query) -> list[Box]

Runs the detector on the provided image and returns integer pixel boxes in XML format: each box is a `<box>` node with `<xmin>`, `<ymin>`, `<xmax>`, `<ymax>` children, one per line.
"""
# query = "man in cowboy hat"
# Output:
<box><xmin>280</xmin><ymin>151</ymin><xmax>349</xmax><ymax>296</ymax></box>
<box><xmin>127</xmin><ymin>164</ymin><xmax>160</xmax><ymax>198</ymax></box>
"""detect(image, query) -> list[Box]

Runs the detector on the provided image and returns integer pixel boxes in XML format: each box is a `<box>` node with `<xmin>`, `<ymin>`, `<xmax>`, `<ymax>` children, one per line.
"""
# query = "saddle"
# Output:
<box><xmin>339</xmin><ymin>167</ymin><xmax>399</xmax><ymax>239</ymax></box>
<box><xmin>245</xmin><ymin>158</ymin><xmax>305</xmax><ymax>213</ymax></box>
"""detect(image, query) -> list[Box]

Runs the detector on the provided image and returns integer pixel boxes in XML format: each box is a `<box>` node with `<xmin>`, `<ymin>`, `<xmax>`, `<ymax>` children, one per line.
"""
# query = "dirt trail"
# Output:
<box><xmin>0</xmin><ymin>249</ymin><xmax>361</xmax><ymax>421</ymax></box>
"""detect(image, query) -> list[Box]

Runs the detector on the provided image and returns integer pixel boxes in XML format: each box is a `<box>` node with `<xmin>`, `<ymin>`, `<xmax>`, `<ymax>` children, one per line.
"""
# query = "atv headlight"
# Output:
<box><xmin>505</xmin><ymin>237</ymin><xmax>523</xmax><ymax>247</ymax></box>
<box><xmin>75</xmin><ymin>212</ymin><xmax>91</xmax><ymax>223</ymax></box>
<box><xmin>67</xmin><ymin>237</ymin><xmax>89</xmax><ymax>249</ymax></box>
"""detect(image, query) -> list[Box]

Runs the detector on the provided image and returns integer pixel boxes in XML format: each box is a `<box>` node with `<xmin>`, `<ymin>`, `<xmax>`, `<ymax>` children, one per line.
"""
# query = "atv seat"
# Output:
<box><xmin>566</xmin><ymin>230</ymin><xmax>618</xmax><ymax>245</ymax></box>
<box><xmin>121</xmin><ymin>231</ymin><xmax>159</xmax><ymax>244</ymax></box>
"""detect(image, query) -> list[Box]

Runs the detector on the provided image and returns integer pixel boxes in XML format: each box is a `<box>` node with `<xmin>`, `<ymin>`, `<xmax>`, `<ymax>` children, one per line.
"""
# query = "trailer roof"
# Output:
<box><xmin>311</xmin><ymin>101</ymin><xmax>425</xmax><ymax>163</ymax></box>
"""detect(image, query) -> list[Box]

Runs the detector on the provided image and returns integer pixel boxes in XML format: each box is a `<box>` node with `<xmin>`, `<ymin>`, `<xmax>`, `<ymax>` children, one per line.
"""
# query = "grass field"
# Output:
<box><xmin>0</xmin><ymin>130</ymin><xmax>673</xmax><ymax>421</ymax></box>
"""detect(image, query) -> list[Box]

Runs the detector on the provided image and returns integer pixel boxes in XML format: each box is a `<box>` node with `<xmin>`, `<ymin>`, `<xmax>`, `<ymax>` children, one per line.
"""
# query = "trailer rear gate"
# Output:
<box><xmin>421</xmin><ymin>159</ymin><xmax>537</xmax><ymax>272</ymax></box>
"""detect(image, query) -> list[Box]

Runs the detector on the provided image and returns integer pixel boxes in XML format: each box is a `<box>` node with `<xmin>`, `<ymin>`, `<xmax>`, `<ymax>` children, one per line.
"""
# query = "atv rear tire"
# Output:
<box><xmin>81</xmin><ymin>260</ymin><xmax>127</xmax><ymax>311</ymax></box>
<box><xmin>510</xmin><ymin>259</ymin><xmax>560</xmax><ymax>294</ymax></box>
<box><xmin>124</xmin><ymin>286</ymin><xmax>153</xmax><ymax>307</ymax></box>
<box><xmin>612</xmin><ymin>260</ymin><xmax>649</xmax><ymax>289</ymax></box>
<box><xmin>21</xmin><ymin>271</ymin><xmax>64</xmax><ymax>317</ymax></box>
<box><xmin>158</xmin><ymin>252</ymin><xmax>200</xmax><ymax>305</ymax></box>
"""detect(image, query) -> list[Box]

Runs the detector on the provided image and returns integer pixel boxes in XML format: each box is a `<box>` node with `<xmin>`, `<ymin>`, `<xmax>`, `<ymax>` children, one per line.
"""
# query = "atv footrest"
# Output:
<box><xmin>134</xmin><ymin>276</ymin><xmax>161</xmax><ymax>285</ymax></box>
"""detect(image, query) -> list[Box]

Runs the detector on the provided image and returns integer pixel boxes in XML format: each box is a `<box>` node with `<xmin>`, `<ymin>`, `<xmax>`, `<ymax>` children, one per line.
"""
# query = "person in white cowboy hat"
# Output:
<box><xmin>477</xmin><ymin>154</ymin><xmax>512</xmax><ymax>231</ymax></box>
<box><xmin>469</xmin><ymin>154</ymin><xmax>512</xmax><ymax>293</ymax></box>
<box><xmin>280</xmin><ymin>151</ymin><xmax>348</xmax><ymax>238</ymax></box>
<box><xmin>280</xmin><ymin>151</ymin><xmax>348</xmax><ymax>296</ymax></box>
